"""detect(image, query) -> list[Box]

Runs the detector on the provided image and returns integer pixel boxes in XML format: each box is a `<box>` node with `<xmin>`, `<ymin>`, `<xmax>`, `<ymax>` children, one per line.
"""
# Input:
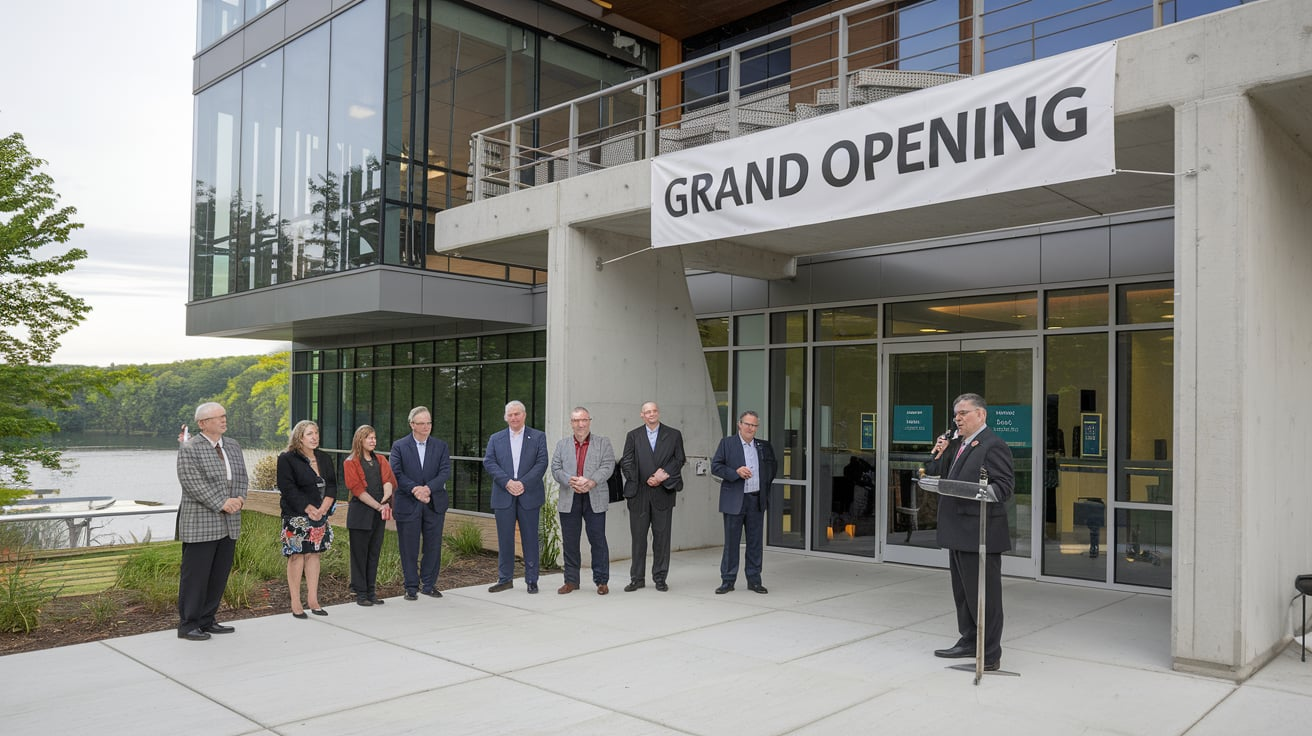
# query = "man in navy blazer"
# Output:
<box><xmin>711</xmin><ymin>410</ymin><xmax>776</xmax><ymax>595</ymax></box>
<box><xmin>389</xmin><ymin>406</ymin><xmax>452</xmax><ymax>600</ymax></box>
<box><xmin>484</xmin><ymin>400</ymin><xmax>550</xmax><ymax>594</ymax></box>
<box><xmin>620</xmin><ymin>401</ymin><xmax>686</xmax><ymax>592</ymax></box>
<box><xmin>924</xmin><ymin>393</ymin><xmax>1015</xmax><ymax>671</ymax></box>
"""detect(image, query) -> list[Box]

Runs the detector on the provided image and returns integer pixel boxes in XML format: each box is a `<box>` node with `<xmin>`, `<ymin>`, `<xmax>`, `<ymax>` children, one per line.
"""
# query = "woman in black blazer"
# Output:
<box><xmin>277</xmin><ymin>420</ymin><xmax>337</xmax><ymax>618</ymax></box>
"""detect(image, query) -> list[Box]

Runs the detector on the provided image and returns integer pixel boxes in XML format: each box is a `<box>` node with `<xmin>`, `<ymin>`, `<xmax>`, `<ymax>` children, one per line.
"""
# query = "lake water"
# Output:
<box><xmin>17</xmin><ymin>446</ymin><xmax>275</xmax><ymax>546</ymax></box>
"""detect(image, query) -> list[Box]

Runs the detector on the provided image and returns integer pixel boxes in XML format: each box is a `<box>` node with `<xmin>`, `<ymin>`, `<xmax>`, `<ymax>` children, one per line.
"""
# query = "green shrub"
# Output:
<box><xmin>82</xmin><ymin>593</ymin><xmax>122</xmax><ymax>626</ymax></box>
<box><xmin>376</xmin><ymin>529</ymin><xmax>402</xmax><ymax>585</ymax></box>
<box><xmin>222</xmin><ymin>569</ymin><xmax>260</xmax><ymax>609</ymax></box>
<box><xmin>443</xmin><ymin>521</ymin><xmax>485</xmax><ymax>560</ymax></box>
<box><xmin>251</xmin><ymin>454</ymin><xmax>279</xmax><ymax>491</ymax></box>
<box><xmin>132</xmin><ymin>579</ymin><xmax>177</xmax><ymax>614</ymax></box>
<box><xmin>116</xmin><ymin>543</ymin><xmax>182</xmax><ymax>590</ymax></box>
<box><xmin>539</xmin><ymin>493</ymin><xmax>561</xmax><ymax>570</ymax></box>
<box><xmin>0</xmin><ymin>561</ymin><xmax>61</xmax><ymax>634</ymax></box>
<box><xmin>233</xmin><ymin>512</ymin><xmax>287</xmax><ymax>580</ymax></box>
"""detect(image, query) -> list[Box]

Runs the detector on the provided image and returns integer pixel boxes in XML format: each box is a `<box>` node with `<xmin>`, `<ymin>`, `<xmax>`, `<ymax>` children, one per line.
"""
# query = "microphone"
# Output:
<box><xmin>931</xmin><ymin>427</ymin><xmax>957</xmax><ymax>460</ymax></box>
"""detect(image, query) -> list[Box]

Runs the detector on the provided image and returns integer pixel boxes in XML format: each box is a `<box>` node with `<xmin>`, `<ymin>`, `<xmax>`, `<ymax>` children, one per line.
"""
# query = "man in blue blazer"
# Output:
<box><xmin>484</xmin><ymin>400</ymin><xmax>550</xmax><ymax>594</ymax></box>
<box><xmin>389</xmin><ymin>406</ymin><xmax>452</xmax><ymax>600</ymax></box>
<box><xmin>711</xmin><ymin>410</ymin><xmax>776</xmax><ymax>595</ymax></box>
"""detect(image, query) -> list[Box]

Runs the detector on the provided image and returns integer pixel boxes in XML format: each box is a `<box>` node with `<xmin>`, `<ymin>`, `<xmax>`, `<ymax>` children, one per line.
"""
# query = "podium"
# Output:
<box><xmin>917</xmin><ymin>471</ymin><xmax>1020</xmax><ymax>684</ymax></box>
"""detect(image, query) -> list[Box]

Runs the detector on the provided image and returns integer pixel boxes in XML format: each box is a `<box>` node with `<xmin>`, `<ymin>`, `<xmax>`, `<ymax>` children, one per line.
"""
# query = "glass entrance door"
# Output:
<box><xmin>880</xmin><ymin>339</ymin><xmax>1037</xmax><ymax>574</ymax></box>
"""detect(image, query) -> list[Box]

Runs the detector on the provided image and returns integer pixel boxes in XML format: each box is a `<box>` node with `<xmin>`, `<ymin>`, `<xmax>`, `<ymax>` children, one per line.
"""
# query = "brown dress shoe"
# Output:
<box><xmin>597</xmin><ymin>584</ymin><xmax>609</xmax><ymax>595</ymax></box>
<box><xmin>557</xmin><ymin>582</ymin><xmax>578</xmax><ymax>594</ymax></box>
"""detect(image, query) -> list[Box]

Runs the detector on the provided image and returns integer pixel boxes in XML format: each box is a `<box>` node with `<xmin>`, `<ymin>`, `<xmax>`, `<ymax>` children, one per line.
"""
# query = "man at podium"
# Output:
<box><xmin>924</xmin><ymin>393</ymin><xmax>1015</xmax><ymax>671</ymax></box>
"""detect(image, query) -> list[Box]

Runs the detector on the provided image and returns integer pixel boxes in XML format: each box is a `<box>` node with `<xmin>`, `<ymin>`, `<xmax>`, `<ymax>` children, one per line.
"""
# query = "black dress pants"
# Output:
<box><xmin>178</xmin><ymin>536</ymin><xmax>235</xmax><ymax>633</ymax></box>
<box><xmin>948</xmin><ymin>549</ymin><xmax>1004</xmax><ymax>663</ymax></box>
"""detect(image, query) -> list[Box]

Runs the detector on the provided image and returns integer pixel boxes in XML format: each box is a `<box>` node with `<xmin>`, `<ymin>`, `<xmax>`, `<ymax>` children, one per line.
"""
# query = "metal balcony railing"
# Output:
<box><xmin>469</xmin><ymin>0</ymin><xmax>1229</xmax><ymax>201</ymax></box>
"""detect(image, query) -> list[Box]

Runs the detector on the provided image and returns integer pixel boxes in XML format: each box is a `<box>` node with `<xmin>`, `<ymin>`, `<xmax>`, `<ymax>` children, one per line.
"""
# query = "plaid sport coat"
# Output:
<box><xmin>176</xmin><ymin>434</ymin><xmax>249</xmax><ymax>543</ymax></box>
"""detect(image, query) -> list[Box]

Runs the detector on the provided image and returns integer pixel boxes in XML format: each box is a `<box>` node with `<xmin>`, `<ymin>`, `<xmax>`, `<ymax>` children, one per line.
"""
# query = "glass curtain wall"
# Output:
<box><xmin>291</xmin><ymin>330</ymin><xmax>546</xmax><ymax>513</ymax></box>
<box><xmin>191</xmin><ymin>0</ymin><xmax>384</xmax><ymax>301</ymax></box>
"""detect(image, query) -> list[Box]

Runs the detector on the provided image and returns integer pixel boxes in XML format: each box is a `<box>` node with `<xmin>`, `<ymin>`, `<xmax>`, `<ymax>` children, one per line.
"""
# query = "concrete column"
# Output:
<box><xmin>1174</xmin><ymin>93</ymin><xmax>1312</xmax><ymax>679</ymax></box>
<box><xmin>544</xmin><ymin>225</ymin><xmax>725</xmax><ymax>572</ymax></box>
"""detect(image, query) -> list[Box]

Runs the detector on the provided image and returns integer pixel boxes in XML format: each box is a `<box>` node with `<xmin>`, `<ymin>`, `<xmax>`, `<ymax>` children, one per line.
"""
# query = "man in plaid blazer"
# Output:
<box><xmin>176</xmin><ymin>402</ymin><xmax>248</xmax><ymax>641</ymax></box>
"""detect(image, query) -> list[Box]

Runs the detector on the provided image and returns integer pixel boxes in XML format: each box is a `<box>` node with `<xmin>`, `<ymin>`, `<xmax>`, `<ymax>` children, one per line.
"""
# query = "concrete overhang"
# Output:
<box><xmin>186</xmin><ymin>266</ymin><xmax>542</xmax><ymax>343</ymax></box>
<box><xmin>438</xmin><ymin>0</ymin><xmax>1312</xmax><ymax>277</ymax></box>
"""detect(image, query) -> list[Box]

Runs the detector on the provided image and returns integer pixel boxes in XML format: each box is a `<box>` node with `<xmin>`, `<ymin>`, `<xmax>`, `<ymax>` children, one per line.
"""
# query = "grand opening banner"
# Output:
<box><xmin>651</xmin><ymin>42</ymin><xmax>1116</xmax><ymax>248</ymax></box>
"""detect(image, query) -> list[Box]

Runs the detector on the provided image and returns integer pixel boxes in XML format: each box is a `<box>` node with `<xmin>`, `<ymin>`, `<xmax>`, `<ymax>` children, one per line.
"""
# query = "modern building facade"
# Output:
<box><xmin>189</xmin><ymin>0</ymin><xmax>1312</xmax><ymax>678</ymax></box>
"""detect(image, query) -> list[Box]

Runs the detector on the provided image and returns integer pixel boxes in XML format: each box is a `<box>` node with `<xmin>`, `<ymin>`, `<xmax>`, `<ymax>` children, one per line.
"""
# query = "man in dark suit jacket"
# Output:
<box><xmin>484</xmin><ymin>400</ymin><xmax>550</xmax><ymax>594</ymax></box>
<box><xmin>924</xmin><ymin>393</ymin><xmax>1015</xmax><ymax>670</ymax></box>
<box><xmin>711</xmin><ymin>410</ymin><xmax>776</xmax><ymax>595</ymax></box>
<box><xmin>389</xmin><ymin>406</ymin><xmax>452</xmax><ymax>600</ymax></box>
<box><xmin>176</xmin><ymin>402</ymin><xmax>247</xmax><ymax>641</ymax></box>
<box><xmin>620</xmin><ymin>401</ymin><xmax>685</xmax><ymax>592</ymax></box>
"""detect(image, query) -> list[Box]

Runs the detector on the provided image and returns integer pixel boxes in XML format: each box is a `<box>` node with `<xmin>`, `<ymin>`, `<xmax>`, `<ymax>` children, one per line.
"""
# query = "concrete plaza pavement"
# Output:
<box><xmin>4</xmin><ymin>547</ymin><xmax>1311</xmax><ymax>735</ymax></box>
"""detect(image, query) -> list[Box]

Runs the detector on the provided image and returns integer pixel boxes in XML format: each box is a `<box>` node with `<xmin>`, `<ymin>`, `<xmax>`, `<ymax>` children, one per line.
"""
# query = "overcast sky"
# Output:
<box><xmin>0</xmin><ymin>0</ymin><xmax>282</xmax><ymax>366</ymax></box>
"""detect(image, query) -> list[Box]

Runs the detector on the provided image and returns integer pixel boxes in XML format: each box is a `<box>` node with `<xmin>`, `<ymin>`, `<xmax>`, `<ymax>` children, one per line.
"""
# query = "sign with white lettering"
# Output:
<box><xmin>988</xmin><ymin>404</ymin><xmax>1031</xmax><ymax>448</ymax></box>
<box><xmin>651</xmin><ymin>42</ymin><xmax>1116</xmax><ymax>248</ymax></box>
<box><xmin>892</xmin><ymin>405</ymin><xmax>933</xmax><ymax>444</ymax></box>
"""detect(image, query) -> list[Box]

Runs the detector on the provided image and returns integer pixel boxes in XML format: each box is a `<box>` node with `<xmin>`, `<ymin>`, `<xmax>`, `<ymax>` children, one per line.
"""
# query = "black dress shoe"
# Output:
<box><xmin>357</xmin><ymin>598</ymin><xmax>373</xmax><ymax>606</ymax></box>
<box><xmin>715</xmin><ymin>583</ymin><xmax>734</xmax><ymax>594</ymax></box>
<box><xmin>202</xmin><ymin>623</ymin><xmax>235</xmax><ymax>634</ymax></box>
<box><xmin>311</xmin><ymin>608</ymin><xmax>328</xmax><ymax>616</ymax></box>
<box><xmin>178</xmin><ymin>628</ymin><xmax>211</xmax><ymax>641</ymax></box>
<box><xmin>984</xmin><ymin>661</ymin><xmax>1000</xmax><ymax>672</ymax></box>
<box><xmin>527</xmin><ymin>583</ymin><xmax>539</xmax><ymax>594</ymax></box>
<box><xmin>404</xmin><ymin>590</ymin><xmax>418</xmax><ymax>601</ymax></box>
<box><xmin>421</xmin><ymin>588</ymin><xmax>443</xmax><ymax>598</ymax></box>
<box><xmin>933</xmin><ymin>644</ymin><xmax>976</xmax><ymax>658</ymax></box>
<box><xmin>488</xmin><ymin>580</ymin><xmax>513</xmax><ymax>593</ymax></box>
<box><xmin>747</xmin><ymin>583</ymin><xmax>769</xmax><ymax>594</ymax></box>
<box><xmin>291</xmin><ymin>611</ymin><xmax>309</xmax><ymax>619</ymax></box>
<box><xmin>370</xmin><ymin>596</ymin><xmax>385</xmax><ymax>605</ymax></box>
<box><xmin>623</xmin><ymin>580</ymin><xmax>645</xmax><ymax>592</ymax></box>
<box><xmin>655</xmin><ymin>581</ymin><xmax>669</xmax><ymax>592</ymax></box>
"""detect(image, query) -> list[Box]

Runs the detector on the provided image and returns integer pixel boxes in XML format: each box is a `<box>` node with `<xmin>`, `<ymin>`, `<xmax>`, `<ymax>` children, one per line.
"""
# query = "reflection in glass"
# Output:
<box><xmin>1117</xmin><ymin>281</ymin><xmax>1174</xmax><ymax>325</ymax></box>
<box><xmin>192</xmin><ymin>75</ymin><xmax>241</xmax><ymax>299</ymax></box>
<box><xmin>238</xmin><ymin>50</ymin><xmax>283</xmax><ymax>291</ymax></box>
<box><xmin>1041</xmin><ymin>333</ymin><xmax>1109</xmax><ymax>581</ymax></box>
<box><xmin>698</xmin><ymin>317</ymin><xmax>729</xmax><ymax>347</ymax></box>
<box><xmin>1117</xmin><ymin>330</ymin><xmax>1173</xmax><ymax>504</ymax></box>
<box><xmin>816</xmin><ymin>305</ymin><xmax>878</xmax><ymax>341</ymax></box>
<box><xmin>735</xmin><ymin>314</ymin><xmax>766</xmax><ymax>345</ymax></box>
<box><xmin>814</xmin><ymin>345</ymin><xmax>878</xmax><ymax>556</ymax></box>
<box><xmin>705</xmin><ymin>352</ymin><xmax>729</xmax><ymax>435</ymax></box>
<box><xmin>1114</xmin><ymin>508</ymin><xmax>1170</xmax><ymax>588</ymax></box>
<box><xmin>281</xmin><ymin>27</ymin><xmax>330</xmax><ymax>282</ymax></box>
<box><xmin>197</xmin><ymin>0</ymin><xmax>242</xmax><ymax>51</ymax></box>
<box><xmin>886</xmin><ymin>292</ymin><xmax>1037</xmax><ymax>337</ymax></box>
<box><xmin>1046</xmin><ymin>286</ymin><xmax>1108</xmax><ymax>329</ymax></box>
<box><xmin>770</xmin><ymin>347</ymin><xmax>807</xmax><ymax>482</ymax></box>
<box><xmin>327</xmin><ymin>0</ymin><xmax>384</xmax><ymax>273</ymax></box>
<box><xmin>770</xmin><ymin>311</ymin><xmax>807</xmax><ymax>344</ymax></box>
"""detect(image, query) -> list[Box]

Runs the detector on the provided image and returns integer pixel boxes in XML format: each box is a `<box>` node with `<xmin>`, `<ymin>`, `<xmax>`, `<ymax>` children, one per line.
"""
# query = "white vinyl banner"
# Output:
<box><xmin>651</xmin><ymin>42</ymin><xmax>1117</xmax><ymax>248</ymax></box>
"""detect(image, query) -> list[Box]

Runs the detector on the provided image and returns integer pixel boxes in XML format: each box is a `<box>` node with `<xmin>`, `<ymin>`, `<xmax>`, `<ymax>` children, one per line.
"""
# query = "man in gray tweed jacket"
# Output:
<box><xmin>176</xmin><ymin>402</ymin><xmax>248</xmax><ymax>641</ymax></box>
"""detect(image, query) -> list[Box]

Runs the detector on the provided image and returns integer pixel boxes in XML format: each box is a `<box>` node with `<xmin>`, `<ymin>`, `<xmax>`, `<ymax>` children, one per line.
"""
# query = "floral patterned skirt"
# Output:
<box><xmin>282</xmin><ymin>515</ymin><xmax>333</xmax><ymax>556</ymax></box>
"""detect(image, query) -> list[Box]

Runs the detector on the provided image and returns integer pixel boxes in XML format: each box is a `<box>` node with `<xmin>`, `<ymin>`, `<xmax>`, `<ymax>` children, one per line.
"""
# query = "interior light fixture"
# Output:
<box><xmin>590</xmin><ymin>0</ymin><xmax>613</xmax><ymax>9</ymax></box>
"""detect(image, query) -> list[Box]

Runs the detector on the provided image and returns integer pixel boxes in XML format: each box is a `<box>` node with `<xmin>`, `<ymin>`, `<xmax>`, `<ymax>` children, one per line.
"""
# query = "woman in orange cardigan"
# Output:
<box><xmin>343</xmin><ymin>425</ymin><xmax>397</xmax><ymax>606</ymax></box>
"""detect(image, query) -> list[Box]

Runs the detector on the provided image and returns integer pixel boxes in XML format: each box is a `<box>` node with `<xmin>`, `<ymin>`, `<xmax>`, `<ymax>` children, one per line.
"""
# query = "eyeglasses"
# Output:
<box><xmin>411</xmin><ymin>421</ymin><xmax>432</xmax><ymax>426</ymax></box>
<box><xmin>200</xmin><ymin>414</ymin><xmax>227</xmax><ymax>422</ymax></box>
<box><xmin>740</xmin><ymin>422</ymin><xmax>758</xmax><ymax>428</ymax></box>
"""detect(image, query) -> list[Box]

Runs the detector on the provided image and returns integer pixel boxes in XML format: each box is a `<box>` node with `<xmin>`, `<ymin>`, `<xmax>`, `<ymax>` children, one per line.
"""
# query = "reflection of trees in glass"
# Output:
<box><xmin>300</xmin><ymin>155</ymin><xmax>382</xmax><ymax>278</ymax></box>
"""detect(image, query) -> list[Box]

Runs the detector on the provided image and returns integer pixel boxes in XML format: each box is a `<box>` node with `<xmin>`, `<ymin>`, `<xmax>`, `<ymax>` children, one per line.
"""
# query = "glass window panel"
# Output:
<box><xmin>734</xmin><ymin>350</ymin><xmax>766</xmax><ymax>431</ymax></box>
<box><xmin>705</xmin><ymin>352</ymin><xmax>729</xmax><ymax>435</ymax></box>
<box><xmin>435</xmin><ymin>339</ymin><xmax>456</xmax><ymax>364</ymax></box>
<box><xmin>393</xmin><ymin>343</ymin><xmax>414</xmax><ymax>366</ymax></box>
<box><xmin>770</xmin><ymin>311</ymin><xmax>807</xmax><ymax>344</ymax></box>
<box><xmin>735</xmin><ymin>314</ymin><xmax>765</xmax><ymax>346</ymax></box>
<box><xmin>1117</xmin><ymin>281</ymin><xmax>1175</xmax><ymax>325</ymax></box>
<box><xmin>1116</xmin><ymin>330</ymin><xmax>1173</xmax><ymax>504</ymax></box>
<box><xmin>481</xmin><ymin>363</ymin><xmax>508</xmax><ymax>445</ymax></box>
<box><xmin>197</xmin><ymin>0</ymin><xmax>242</xmax><ymax>50</ymax></box>
<box><xmin>770</xmin><ymin>347</ymin><xmax>807</xmax><ymax>481</ymax></box>
<box><xmin>345</xmin><ymin>371</ymin><xmax>367</xmax><ymax>449</ymax></box>
<box><xmin>508</xmin><ymin>363</ymin><xmax>536</xmax><ymax>424</ymax></box>
<box><xmin>534</xmin><ymin>330</ymin><xmax>547</xmax><ymax>357</ymax></box>
<box><xmin>454</xmin><ymin>365</ymin><xmax>482</xmax><ymax>457</ymax></box>
<box><xmin>698</xmin><ymin>317</ymin><xmax>729</xmax><ymax>348</ymax></box>
<box><xmin>293</xmin><ymin>351</ymin><xmax>309</xmax><ymax>372</ymax></box>
<box><xmin>385</xmin><ymin>367</ymin><xmax>408</xmax><ymax>444</ymax></box>
<box><xmin>320</xmin><ymin>372</ymin><xmax>340</xmax><ymax>451</ymax></box>
<box><xmin>1046</xmin><ymin>286</ymin><xmax>1108</xmax><ymax>329</ymax></box>
<box><xmin>280</xmin><ymin>26</ymin><xmax>330</xmax><ymax>283</ymax></box>
<box><xmin>1114</xmin><ymin>508</ymin><xmax>1170</xmax><ymax>588</ymax></box>
<box><xmin>328</xmin><ymin>0</ymin><xmax>385</xmax><ymax>274</ymax></box>
<box><xmin>816</xmin><ymin>305</ymin><xmax>879</xmax><ymax>341</ymax></box>
<box><xmin>322</xmin><ymin>349</ymin><xmax>339</xmax><ymax>370</ymax></box>
<box><xmin>375</xmin><ymin>344</ymin><xmax>393</xmax><ymax>367</ymax></box>
<box><xmin>814</xmin><ymin>345</ymin><xmax>878</xmax><ymax>557</ymax></box>
<box><xmin>1042</xmin><ymin>333</ymin><xmax>1109</xmax><ymax>581</ymax></box>
<box><xmin>457</xmin><ymin>337</ymin><xmax>479</xmax><ymax>363</ymax></box>
<box><xmin>432</xmin><ymin>366</ymin><xmax>455</xmax><ymax>441</ymax></box>
<box><xmin>236</xmin><ymin>50</ymin><xmax>282</xmax><ymax>292</ymax></box>
<box><xmin>885</xmin><ymin>292</ymin><xmax>1038</xmax><ymax>337</ymax></box>
<box><xmin>481</xmin><ymin>334</ymin><xmax>507</xmax><ymax>361</ymax></box>
<box><xmin>507</xmin><ymin>332</ymin><xmax>534</xmax><ymax>359</ymax></box>
<box><xmin>346</xmin><ymin>347</ymin><xmax>362</xmax><ymax>369</ymax></box>
<box><xmin>191</xmin><ymin>74</ymin><xmax>241</xmax><ymax>300</ymax></box>
<box><xmin>533</xmin><ymin>362</ymin><xmax>546</xmax><ymax>426</ymax></box>
<box><xmin>413</xmin><ymin>340</ymin><xmax>434</xmax><ymax>364</ymax></box>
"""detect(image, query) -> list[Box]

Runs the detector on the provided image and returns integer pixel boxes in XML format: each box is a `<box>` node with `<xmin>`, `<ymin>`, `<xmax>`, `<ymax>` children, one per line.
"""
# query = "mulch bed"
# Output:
<box><xmin>0</xmin><ymin>552</ymin><xmax>506</xmax><ymax>656</ymax></box>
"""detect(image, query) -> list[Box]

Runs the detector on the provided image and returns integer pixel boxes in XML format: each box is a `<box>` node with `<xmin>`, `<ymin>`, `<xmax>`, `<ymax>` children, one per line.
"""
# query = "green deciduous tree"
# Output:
<box><xmin>0</xmin><ymin>132</ymin><xmax>120</xmax><ymax>503</ymax></box>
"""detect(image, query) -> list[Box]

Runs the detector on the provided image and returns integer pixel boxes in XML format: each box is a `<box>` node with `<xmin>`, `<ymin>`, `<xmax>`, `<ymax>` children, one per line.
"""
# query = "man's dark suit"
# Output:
<box><xmin>389</xmin><ymin>433</ymin><xmax>452</xmax><ymax>595</ymax></box>
<box><xmin>620</xmin><ymin>423</ymin><xmax>685</xmax><ymax>585</ymax></box>
<box><xmin>925</xmin><ymin>426</ymin><xmax>1014</xmax><ymax>664</ymax></box>
<box><xmin>711</xmin><ymin>433</ymin><xmax>776</xmax><ymax>587</ymax></box>
<box><xmin>483</xmin><ymin>426</ymin><xmax>549</xmax><ymax>586</ymax></box>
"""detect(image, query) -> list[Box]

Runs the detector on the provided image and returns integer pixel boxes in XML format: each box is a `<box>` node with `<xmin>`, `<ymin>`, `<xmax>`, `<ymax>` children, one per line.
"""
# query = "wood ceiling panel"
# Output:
<box><xmin>601</xmin><ymin>0</ymin><xmax>787</xmax><ymax>40</ymax></box>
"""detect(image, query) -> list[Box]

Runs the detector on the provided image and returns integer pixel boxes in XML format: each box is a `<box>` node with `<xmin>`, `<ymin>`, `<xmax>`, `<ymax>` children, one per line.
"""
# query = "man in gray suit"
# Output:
<box><xmin>176</xmin><ymin>402</ymin><xmax>248</xmax><ymax>641</ymax></box>
<box><xmin>621</xmin><ymin>401</ymin><xmax>685</xmax><ymax>592</ymax></box>
<box><xmin>550</xmin><ymin>407</ymin><xmax>616</xmax><ymax>595</ymax></box>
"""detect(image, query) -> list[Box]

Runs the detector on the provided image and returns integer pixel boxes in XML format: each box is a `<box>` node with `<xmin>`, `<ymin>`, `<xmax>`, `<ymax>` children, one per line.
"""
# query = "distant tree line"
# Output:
<box><xmin>55</xmin><ymin>353</ymin><xmax>290</xmax><ymax>448</ymax></box>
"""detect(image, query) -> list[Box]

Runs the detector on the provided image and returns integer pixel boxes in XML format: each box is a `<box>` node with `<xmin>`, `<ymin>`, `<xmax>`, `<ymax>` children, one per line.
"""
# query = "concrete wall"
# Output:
<box><xmin>1174</xmin><ymin>91</ymin><xmax>1312</xmax><ymax>679</ymax></box>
